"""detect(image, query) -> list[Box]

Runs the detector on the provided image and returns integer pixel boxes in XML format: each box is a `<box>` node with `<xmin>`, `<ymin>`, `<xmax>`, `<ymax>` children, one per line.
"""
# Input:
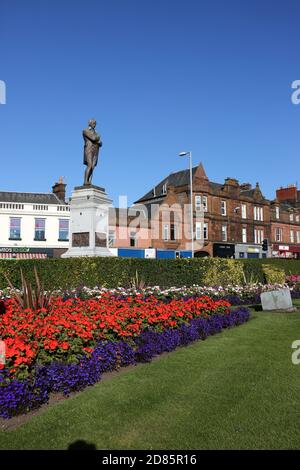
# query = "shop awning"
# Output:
<box><xmin>0</xmin><ymin>253</ymin><xmax>47</xmax><ymax>259</ymax></box>
<box><xmin>273</xmin><ymin>244</ymin><xmax>300</xmax><ymax>253</ymax></box>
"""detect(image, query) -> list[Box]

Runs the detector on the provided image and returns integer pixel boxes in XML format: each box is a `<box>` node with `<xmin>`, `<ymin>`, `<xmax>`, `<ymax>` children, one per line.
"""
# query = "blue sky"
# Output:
<box><xmin>1</xmin><ymin>0</ymin><xmax>300</xmax><ymax>205</ymax></box>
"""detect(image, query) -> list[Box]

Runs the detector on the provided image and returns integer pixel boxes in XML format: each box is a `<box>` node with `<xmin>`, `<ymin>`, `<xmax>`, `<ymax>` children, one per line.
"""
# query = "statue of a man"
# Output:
<box><xmin>83</xmin><ymin>119</ymin><xmax>102</xmax><ymax>185</ymax></box>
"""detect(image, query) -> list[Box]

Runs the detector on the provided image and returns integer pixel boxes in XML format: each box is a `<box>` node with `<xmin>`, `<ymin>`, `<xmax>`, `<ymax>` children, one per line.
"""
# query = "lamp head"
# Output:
<box><xmin>179</xmin><ymin>151</ymin><xmax>189</xmax><ymax>157</ymax></box>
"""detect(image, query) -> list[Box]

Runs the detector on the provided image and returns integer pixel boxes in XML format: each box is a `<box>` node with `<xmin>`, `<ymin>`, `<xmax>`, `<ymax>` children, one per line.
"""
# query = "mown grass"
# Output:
<box><xmin>1</xmin><ymin>311</ymin><xmax>300</xmax><ymax>450</ymax></box>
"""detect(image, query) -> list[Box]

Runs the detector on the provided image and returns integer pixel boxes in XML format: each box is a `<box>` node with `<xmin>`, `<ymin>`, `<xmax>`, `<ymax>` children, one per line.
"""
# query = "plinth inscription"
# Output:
<box><xmin>72</xmin><ymin>232</ymin><xmax>90</xmax><ymax>247</ymax></box>
<box><xmin>95</xmin><ymin>232</ymin><xmax>107</xmax><ymax>248</ymax></box>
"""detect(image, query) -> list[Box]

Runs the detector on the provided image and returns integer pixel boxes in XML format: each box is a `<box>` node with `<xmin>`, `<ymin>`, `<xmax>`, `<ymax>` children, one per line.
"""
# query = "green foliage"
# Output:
<box><xmin>0</xmin><ymin>257</ymin><xmax>298</xmax><ymax>290</ymax></box>
<box><xmin>201</xmin><ymin>258</ymin><xmax>244</xmax><ymax>286</ymax></box>
<box><xmin>261</xmin><ymin>265</ymin><xmax>286</xmax><ymax>285</ymax></box>
<box><xmin>240</xmin><ymin>258</ymin><xmax>300</xmax><ymax>277</ymax></box>
<box><xmin>4</xmin><ymin>266</ymin><xmax>52</xmax><ymax>310</ymax></box>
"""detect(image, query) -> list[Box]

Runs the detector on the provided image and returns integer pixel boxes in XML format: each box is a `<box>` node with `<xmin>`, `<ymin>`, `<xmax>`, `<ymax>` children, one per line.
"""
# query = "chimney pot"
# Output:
<box><xmin>52</xmin><ymin>177</ymin><xmax>66</xmax><ymax>202</ymax></box>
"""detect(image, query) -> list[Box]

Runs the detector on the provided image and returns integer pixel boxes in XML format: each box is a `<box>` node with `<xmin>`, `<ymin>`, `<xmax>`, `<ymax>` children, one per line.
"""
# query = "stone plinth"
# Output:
<box><xmin>62</xmin><ymin>185</ymin><xmax>114</xmax><ymax>258</ymax></box>
<box><xmin>261</xmin><ymin>289</ymin><xmax>294</xmax><ymax>311</ymax></box>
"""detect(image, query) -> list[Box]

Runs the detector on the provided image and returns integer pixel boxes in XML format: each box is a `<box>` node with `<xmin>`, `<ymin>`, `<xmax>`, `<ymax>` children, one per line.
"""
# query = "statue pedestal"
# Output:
<box><xmin>62</xmin><ymin>185</ymin><xmax>115</xmax><ymax>258</ymax></box>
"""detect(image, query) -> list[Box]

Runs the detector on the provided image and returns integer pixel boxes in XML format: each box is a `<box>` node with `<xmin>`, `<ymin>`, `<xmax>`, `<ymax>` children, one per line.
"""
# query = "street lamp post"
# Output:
<box><xmin>179</xmin><ymin>151</ymin><xmax>194</xmax><ymax>258</ymax></box>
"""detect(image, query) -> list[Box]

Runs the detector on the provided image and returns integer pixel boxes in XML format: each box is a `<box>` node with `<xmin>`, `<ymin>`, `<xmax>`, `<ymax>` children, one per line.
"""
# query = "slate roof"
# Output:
<box><xmin>240</xmin><ymin>188</ymin><xmax>256</xmax><ymax>198</ymax></box>
<box><xmin>135</xmin><ymin>167</ymin><xmax>199</xmax><ymax>203</ymax></box>
<box><xmin>0</xmin><ymin>192</ymin><xmax>67</xmax><ymax>205</ymax></box>
<box><xmin>135</xmin><ymin>167</ymin><xmax>234</xmax><ymax>204</ymax></box>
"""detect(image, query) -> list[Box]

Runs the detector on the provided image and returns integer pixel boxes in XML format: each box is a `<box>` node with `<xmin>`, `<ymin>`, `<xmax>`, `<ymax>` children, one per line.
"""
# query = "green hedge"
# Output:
<box><xmin>0</xmin><ymin>257</ymin><xmax>298</xmax><ymax>290</ymax></box>
<box><xmin>240</xmin><ymin>259</ymin><xmax>300</xmax><ymax>284</ymax></box>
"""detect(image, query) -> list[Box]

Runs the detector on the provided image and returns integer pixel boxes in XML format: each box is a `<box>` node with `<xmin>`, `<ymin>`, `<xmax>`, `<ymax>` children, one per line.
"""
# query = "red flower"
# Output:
<box><xmin>0</xmin><ymin>294</ymin><xmax>231</xmax><ymax>378</ymax></box>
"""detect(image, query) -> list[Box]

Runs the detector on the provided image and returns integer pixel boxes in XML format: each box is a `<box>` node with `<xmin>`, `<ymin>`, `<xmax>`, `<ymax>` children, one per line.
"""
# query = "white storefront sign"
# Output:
<box><xmin>145</xmin><ymin>248</ymin><xmax>156</xmax><ymax>259</ymax></box>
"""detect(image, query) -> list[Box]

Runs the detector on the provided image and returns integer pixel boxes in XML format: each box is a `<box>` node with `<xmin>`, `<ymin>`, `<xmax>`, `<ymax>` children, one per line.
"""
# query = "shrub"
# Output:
<box><xmin>262</xmin><ymin>265</ymin><xmax>286</xmax><ymax>285</ymax></box>
<box><xmin>0</xmin><ymin>257</ymin><xmax>245</xmax><ymax>290</ymax></box>
<box><xmin>201</xmin><ymin>258</ymin><xmax>244</xmax><ymax>286</ymax></box>
<box><xmin>0</xmin><ymin>257</ymin><xmax>298</xmax><ymax>290</ymax></box>
<box><xmin>240</xmin><ymin>259</ymin><xmax>300</xmax><ymax>281</ymax></box>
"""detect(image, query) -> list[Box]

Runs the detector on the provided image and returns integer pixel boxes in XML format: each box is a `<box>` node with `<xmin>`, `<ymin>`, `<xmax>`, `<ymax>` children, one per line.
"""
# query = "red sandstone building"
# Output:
<box><xmin>270</xmin><ymin>185</ymin><xmax>300</xmax><ymax>258</ymax></box>
<box><xmin>109</xmin><ymin>162</ymin><xmax>300</xmax><ymax>259</ymax></box>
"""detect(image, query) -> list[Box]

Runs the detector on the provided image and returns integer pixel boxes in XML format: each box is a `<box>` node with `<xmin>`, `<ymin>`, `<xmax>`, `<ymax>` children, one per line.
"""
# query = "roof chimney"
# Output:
<box><xmin>240</xmin><ymin>183</ymin><xmax>252</xmax><ymax>191</ymax></box>
<box><xmin>52</xmin><ymin>177</ymin><xmax>66</xmax><ymax>202</ymax></box>
<box><xmin>276</xmin><ymin>185</ymin><xmax>297</xmax><ymax>203</ymax></box>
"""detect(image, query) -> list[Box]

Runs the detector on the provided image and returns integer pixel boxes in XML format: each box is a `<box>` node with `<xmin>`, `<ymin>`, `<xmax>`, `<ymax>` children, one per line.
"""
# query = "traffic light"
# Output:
<box><xmin>262</xmin><ymin>239</ymin><xmax>268</xmax><ymax>252</ymax></box>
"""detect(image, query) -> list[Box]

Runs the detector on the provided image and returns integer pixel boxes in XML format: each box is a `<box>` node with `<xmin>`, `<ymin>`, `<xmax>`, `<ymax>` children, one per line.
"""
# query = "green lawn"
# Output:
<box><xmin>1</xmin><ymin>311</ymin><xmax>300</xmax><ymax>450</ymax></box>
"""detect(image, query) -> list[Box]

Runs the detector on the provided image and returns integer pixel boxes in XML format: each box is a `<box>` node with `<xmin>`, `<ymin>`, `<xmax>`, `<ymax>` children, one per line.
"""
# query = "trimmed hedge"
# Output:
<box><xmin>241</xmin><ymin>259</ymin><xmax>300</xmax><ymax>284</ymax></box>
<box><xmin>0</xmin><ymin>257</ymin><xmax>244</xmax><ymax>290</ymax></box>
<box><xmin>0</xmin><ymin>257</ymin><xmax>299</xmax><ymax>290</ymax></box>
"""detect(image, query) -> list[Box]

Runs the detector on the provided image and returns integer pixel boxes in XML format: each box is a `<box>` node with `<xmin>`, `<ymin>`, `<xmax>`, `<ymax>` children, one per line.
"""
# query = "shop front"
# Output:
<box><xmin>235</xmin><ymin>244</ymin><xmax>266</xmax><ymax>259</ymax></box>
<box><xmin>213</xmin><ymin>243</ymin><xmax>235</xmax><ymax>258</ymax></box>
<box><xmin>0</xmin><ymin>247</ymin><xmax>54</xmax><ymax>259</ymax></box>
<box><xmin>272</xmin><ymin>244</ymin><xmax>300</xmax><ymax>259</ymax></box>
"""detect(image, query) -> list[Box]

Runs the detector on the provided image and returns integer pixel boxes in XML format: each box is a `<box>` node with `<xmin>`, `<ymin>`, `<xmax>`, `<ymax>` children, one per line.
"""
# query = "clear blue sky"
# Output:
<box><xmin>1</xmin><ymin>0</ymin><xmax>300</xmax><ymax>205</ymax></box>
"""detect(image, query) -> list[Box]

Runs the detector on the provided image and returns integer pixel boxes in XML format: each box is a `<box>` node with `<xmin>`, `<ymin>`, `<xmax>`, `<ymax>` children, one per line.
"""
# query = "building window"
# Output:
<box><xmin>170</xmin><ymin>224</ymin><xmax>177</xmax><ymax>241</ymax></box>
<box><xmin>242</xmin><ymin>227</ymin><xmax>247</xmax><ymax>243</ymax></box>
<box><xmin>259</xmin><ymin>207</ymin><xmax>264</xmax><ymax>221</ymax></box>
<box><xmin>162</xmin><ymin>184</ymin><xmax>167</xmax><ymax>195</ymax></box>
<box><xmin>275</xmin><ymin>228</ymin><xmax>282</xmax><ymax>242</ymax></box>
<box><xmin>196</xmin><ymin>222</ymin><xmax>208</xmax><ymax>240</ymax></box>
<box><xmin>9</xmin><ymin>218</ymin><xmax>21</xmax><ymax>240</ymax></box>
<box><xmin>290</xmin><ymin>230</ymin><xmax>295</xmax><ymax>243</ymax></box>
<box><xmin>195</xmin><ymin>222</ymin><xmax>201</xmax><ymax>240</ymax></box>
<box><xmin>108</xmin><ymin>230</ymin><xmax>116</xmax><ymax>247</ymax></box>
<box><xmin>254</xmin><ymin>228</ymin><xmax>263</xmax><ymax>244</ymax></box>
<box><xmin>241</xmin><ymin>204</ymin><xmax>247</xmax><ymax>219</ymax></box>
<box><xmin>130</xmin><ymin>232</ymin><xmax>137</xmax><ymax>247</ymax></box>
<box><xmin>254</xmin><ymin>206</ymin><xmax>263</xmax><ymax>221</ymax></box>
<box><xmin>195</xmin><ymin>195</ymin><xmax>202</xmax><ymax>211</ymax></box>
<box><xmin>221</xmin><ymin>200</ymin><xmax>227</xmax><ymax>216</ymax></box>
<box><xmin>163</xmin><ymin>224</ymin><xmax>169</xmax><ymax>241</ymax></box>
<box><xmin>58</xmin><ymin>219</ymin><xmax>69</xmax><ymax>241</ymax></box>
<box><xmin>34</xmin><ymin>218</ymin><xmax>46</xmax><ymax>241</ymax></box>
<box><xmin>195</xmin><ymin>195</ymin><xmax>208</xmax><ymax>212</ymax></box>
<box><xmin>275</xmin><ymin>206</ymin><xmax>280</xmax><ymax>220</ymax></box>
<box><xmin>297</xmin><ymin>231</ymin><xmax>300</xmax><ymax>243</ymax></box>
<box><xmin>290</xmin><ymin>213</ymin><xmax>294</xmax><ymax>222</ymax></box>
<box><xmin>296</xmin><ymin>215</ymin><xmax>300</xmax><ymax>223</ymax></box>
<box><xmin>221</xmin><ymin>225</ymin><xmax>227</xmax><ymax>241</ymax></box>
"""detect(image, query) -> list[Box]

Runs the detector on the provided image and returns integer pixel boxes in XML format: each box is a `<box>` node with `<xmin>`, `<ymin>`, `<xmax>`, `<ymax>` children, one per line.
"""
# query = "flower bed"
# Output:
<box><xmin>1</xmin><ymin>282</ymin><xmax>299</xmax><ymax>305</ymax></box>
<box><xmin>46</xmin><ymin>282</ymin><xmax>300</xmax><ymax>304</ymax></box>
<box><xmin>54</xmin><ymin>282</ymin><xmax>300</xmax><ymax>304</ymax></box>
<box><xmin>0</xmin><ymin>294</ymin><xmax>250</xmax><ymax>418</ymax></box>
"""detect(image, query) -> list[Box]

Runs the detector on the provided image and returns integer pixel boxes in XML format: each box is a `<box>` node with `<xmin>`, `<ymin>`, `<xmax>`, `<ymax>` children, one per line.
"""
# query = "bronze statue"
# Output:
<box><xmin>83</xmin><ymin>119</ymin><xmax>102</xmax><ymax>185</ymax></box>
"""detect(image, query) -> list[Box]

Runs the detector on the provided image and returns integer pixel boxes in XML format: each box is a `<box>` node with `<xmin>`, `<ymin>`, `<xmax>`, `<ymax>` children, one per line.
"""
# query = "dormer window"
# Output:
<box><xmin>275</xmin><ymin>206</ymin><xmax>280</xmax><ymax>220</ymax></box>
<box><xmin>162</xmin><ymin>184</ymin><xmax>167</xmax><ymax>195</ymax></box>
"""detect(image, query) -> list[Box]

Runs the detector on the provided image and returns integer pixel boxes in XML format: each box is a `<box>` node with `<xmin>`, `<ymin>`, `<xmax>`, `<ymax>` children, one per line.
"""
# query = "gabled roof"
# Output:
<box><xmin>135</xmin><ymin>167</ymin><xmax>199</xmax><ymax>203</ymax></box>
<box><xmin>0</xmin><ymin>191</ymin><xmax>67</xmax><ymax>205</ymax></box>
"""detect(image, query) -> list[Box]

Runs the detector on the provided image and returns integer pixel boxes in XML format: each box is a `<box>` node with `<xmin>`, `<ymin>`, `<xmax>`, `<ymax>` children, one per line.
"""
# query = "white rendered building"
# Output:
<box><xmin>0</xmin><ymin>179</ymin><xmax>70</xmax><ymax>259</ymax></box>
